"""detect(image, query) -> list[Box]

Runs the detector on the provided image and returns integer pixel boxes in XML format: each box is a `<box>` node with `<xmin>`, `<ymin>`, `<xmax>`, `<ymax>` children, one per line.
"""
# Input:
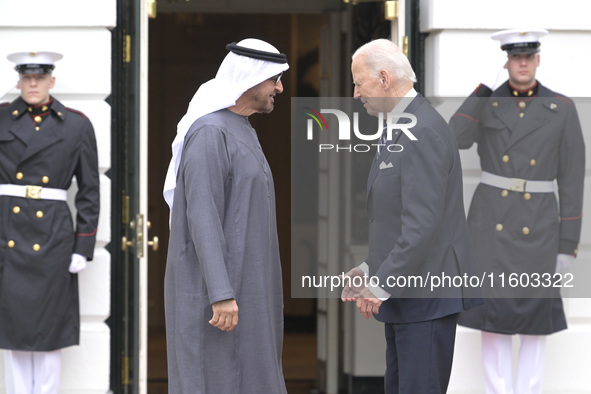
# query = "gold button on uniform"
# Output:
<box><xmin>501</xmin><ymin>190</ymin><xmax>508</xmax><ymax>197</ymax></box>
<box><xmin>519</xmin><ymin>102</ymin><xmax>526</xmax><ymax>109</ymax></box>
<box><xmin>12</xmin><ymin>110</ymin><xmax>19</xmax><ymax>116</ymax></box>
<box><xmin>519</xmin><ymin>113</ymin><xmax>525</xmax><ymax>118</ymax></box>
<box><xmin>33</xmin><ymin>244</ymin><xmax>41</xmax><ymax>251</ymax></box>
<box><xmin>496</xmin><ymin>224</ymin><xmax>503</xmax><ymax>231</ymax></box>
<box><xmin>502</xmin><ymin>155</ymin><xmax>509</xmax><ymax>163</ymax></box>
<box><xmin>42</xmin><ymin>105</ymin><xmax>48</xmax><ymax>111</ymax></box>
<box><xmin>36</xmin><ymin>211</ymin><xmax>44</xmax><ymax>218</ymax></box>
<box><xmin>42</xmin><ymin>176</ymin><xmax>49</xmax><ymax>184</ymax></box>
<box><xmin>530</xmin><ymin>159</ymin><xmax>536</xmax><ymax>166</ymax></box>
<box><xmin>34</xmin><ymin>115</ymin><xmax>42</xmax><ymax>123</ymax></box>
<box><xmin>16</xmin><ymin>172</ymin><xmax>23</xmax><ymax>180</ymax></box>
<box><xmin>524</xmin><ymin>193</ymin><xmax>531</xmax><ymax>200</ymax></box>
<box><xmin>13</xmin><ymin>206</ymin><xmax>21</xmax><ymax>214</ymax></box>
<box><xmin>522</xmin><ymin>227</ymin><xmax>530</xmax><ymax>235</ymax></box>
<box><xmin>8</xmin><ymin>240</ymin><xmax>15</xmax><ymax>248</ymax></box>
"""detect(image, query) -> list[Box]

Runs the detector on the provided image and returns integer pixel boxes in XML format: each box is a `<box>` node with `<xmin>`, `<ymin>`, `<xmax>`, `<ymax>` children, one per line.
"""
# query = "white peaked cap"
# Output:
<box><xmin>163</xmin><ymin>38</ymin><xmax>289</xmax><ymax>218</ymax></box>
<box><xmin>7</xmin><ymin>51</ymin><xmax>63</xmax><ymax>73</ymax></box>
<box><xmin>491</xmin><ymin>29</ymin><xmax>548</xmax><ymax>54</ymax></box>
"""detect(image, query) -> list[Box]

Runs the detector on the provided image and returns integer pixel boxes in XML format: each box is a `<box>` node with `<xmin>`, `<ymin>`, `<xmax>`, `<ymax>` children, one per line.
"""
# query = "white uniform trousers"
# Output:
<box><xmin>482</xmin><ymin>331</ymin><xmax>546</xmax><ymax>394</ymax></box>
<box><xmin>3</xmin><ymin>350</ymin><xmax>61</xmax><ymax>394</ymax></box>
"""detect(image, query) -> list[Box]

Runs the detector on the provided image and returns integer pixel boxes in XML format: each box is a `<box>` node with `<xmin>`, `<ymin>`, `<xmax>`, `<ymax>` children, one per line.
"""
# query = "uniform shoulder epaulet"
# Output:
<box><xmin>540</xmin><ymin>84</ymin><xmax>574</xmax><ymax>106</ymax></box>
<box><xmin>554</xmin><ymin>95</ymin><xmax>574</xmax><ymax>106</ymax></box>
<box><xmin>473</xmin><ymin>83</ymin><xmax>493</xmax><ymax>98</ymax></box>
<box><xmin>65</xmin><ymin>107</ymin><xmax>89</xmax><ymax>120</ymax></box>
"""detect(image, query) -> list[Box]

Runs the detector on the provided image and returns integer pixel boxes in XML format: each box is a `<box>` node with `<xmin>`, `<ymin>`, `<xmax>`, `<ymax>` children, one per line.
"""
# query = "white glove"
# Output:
<box><xmin>555</xmin><ymin>253</ymin><xmax>575</xmax><ymax>273</ymax></box>
<box><xmin>482</xmin><ymin>55</ymin><xmax>508</xmax><ymax>90</ymax></box>
<box><xmin>69</xmin><ymin>253</ymin><xmax>87</xmax><ymax>274</ymax></box>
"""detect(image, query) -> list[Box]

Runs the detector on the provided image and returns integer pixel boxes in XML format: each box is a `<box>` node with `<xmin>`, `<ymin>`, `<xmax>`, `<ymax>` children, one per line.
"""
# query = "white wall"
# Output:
<box><xmin>0</xmin><ymin>1</ymin><xmax>115</xmax><ymax>393</ymax></box>
<box><xmin>421</xmin><ymin>0</ymin><xmax>591</xmax><ymax>392</ymax></box>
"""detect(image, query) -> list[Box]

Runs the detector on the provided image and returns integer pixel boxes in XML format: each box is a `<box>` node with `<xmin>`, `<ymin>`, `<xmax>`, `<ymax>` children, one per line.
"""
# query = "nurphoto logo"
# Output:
<box><xmin>303</xmin><ymin>107</ymin><xmax>418</xmax><ymax>153</ymax></box>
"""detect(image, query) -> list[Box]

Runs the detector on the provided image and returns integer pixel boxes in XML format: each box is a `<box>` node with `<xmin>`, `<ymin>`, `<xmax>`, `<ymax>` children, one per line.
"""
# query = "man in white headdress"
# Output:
<box><xmin>163</xmin><ymin>38</ymin><xmax>289</xmax><ymax>393</ymax></box>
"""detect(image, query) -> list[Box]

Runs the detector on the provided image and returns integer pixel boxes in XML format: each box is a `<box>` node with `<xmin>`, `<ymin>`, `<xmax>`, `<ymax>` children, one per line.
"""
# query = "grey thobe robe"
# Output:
<box><xmin>165</xmin><ymin>109</ymin><xmax>287</xmax><ymax>393</ymax></box>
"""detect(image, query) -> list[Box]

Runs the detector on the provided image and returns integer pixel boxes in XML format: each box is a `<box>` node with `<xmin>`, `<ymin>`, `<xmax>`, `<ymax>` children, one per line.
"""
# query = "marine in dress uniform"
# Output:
<box><xmin>450</xmin><ymin>30</ymin><xmax>585</xmax><ymax>394</ymax></box>
<box><xmin>0</xmin><ymin>52</ymin><xmax>100</xmax><ymax>394</ymax></box>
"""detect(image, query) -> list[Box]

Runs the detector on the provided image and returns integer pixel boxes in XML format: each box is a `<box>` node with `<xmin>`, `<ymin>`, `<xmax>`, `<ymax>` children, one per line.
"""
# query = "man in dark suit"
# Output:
<box><xmin>341</xmin><ymin>39</ymin><xmax>482</xmax><ymax>393</ymax></box>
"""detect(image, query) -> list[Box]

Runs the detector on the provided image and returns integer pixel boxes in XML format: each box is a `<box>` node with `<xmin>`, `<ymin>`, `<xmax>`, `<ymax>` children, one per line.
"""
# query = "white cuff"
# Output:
<box><xmin>359</xmin><ymin>262</ymin><xmax>369</xmax><ymax>274</ymax></box>
<box><xmin>358</xmin><ymin>262</ymin><xmax>390</xmax><ymax>301</ymax></box>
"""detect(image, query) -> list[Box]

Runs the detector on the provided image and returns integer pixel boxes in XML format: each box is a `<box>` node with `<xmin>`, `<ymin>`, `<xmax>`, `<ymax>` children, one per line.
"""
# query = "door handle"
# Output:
<box><xmin>146</xmin><ymin>222</ymin><xmax>159</xmax><ymax>252</ymax></box>
<box><xmin>148</xmin><ymin>236</ymin><xmax>159</xmax><ymax>252</ymax></box>
<box><xmin>121</xmin><ymin>216</ymin><xmax>159</xmax><ymax>255</ymax></box>
<box><xmin>121</xmin><ymin>214</ymin><xmax>143</xmax><ymax>257</ymax></box>
<box><xmin>121</xmin><ymin>236</ymin><xmax>134</xmax><ymax>251</ymax></box>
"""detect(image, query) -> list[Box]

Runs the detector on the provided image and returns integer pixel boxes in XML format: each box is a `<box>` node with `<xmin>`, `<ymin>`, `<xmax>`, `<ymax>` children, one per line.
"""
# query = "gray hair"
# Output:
<box><xmin>353</xmin><ymin>39</ymin><xmax>416</xmax><ymax>85</ymax></box>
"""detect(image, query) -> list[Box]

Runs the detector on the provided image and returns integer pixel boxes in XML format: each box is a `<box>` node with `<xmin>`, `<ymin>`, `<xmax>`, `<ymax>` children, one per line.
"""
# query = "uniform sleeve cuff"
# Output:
<box><xmin>558</xmin><ymin>239</ymin><xmax>578</xmax><ymax>256</ymax></box>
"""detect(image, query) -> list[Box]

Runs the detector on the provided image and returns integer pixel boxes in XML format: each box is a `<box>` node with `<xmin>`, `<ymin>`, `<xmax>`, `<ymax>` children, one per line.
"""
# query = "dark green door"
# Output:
<box><xmin>110</xmin><ymin>0</ymin><xmax>142</xmax><ymax>392</ymax></box>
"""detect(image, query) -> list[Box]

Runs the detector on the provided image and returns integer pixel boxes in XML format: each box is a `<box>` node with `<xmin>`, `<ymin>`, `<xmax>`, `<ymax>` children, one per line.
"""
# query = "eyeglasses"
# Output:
<box><xmin>269</xmin><ymin>72</ymin><xmax>283</xmax><ymax>85</ymax></box>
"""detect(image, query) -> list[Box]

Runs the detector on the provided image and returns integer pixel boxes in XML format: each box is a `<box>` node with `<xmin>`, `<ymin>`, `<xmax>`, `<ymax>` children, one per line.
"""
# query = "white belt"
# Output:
<box><xmin>480</xmin><ymin>171</ymin><xmax>555</xmax><ymax>193</ymax></box>
<box><xmin>0</xmin><ymin>184</ymin><xmax>68</xmax><ymax>201</ymax></box>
